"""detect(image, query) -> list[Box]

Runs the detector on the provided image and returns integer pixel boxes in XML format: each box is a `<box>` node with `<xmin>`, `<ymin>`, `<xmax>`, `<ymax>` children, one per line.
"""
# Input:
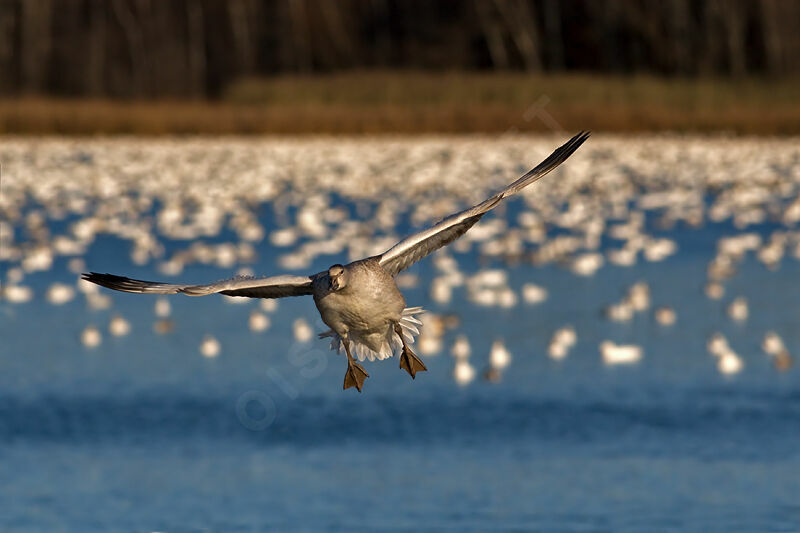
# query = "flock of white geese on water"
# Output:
<box><xmin>1</xmin><ymin>135</ymin><xmax>799</xmax><ymax>385</ymax></box>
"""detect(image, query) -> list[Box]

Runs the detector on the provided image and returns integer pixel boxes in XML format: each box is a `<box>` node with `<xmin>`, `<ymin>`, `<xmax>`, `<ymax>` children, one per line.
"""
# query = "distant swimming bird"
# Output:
<box><xmin>556</xmin><ymin>326</ymin><xmax>577</xmax><ymax>347</ymax></box>
<box><xmin>704</xmin><ymin>282</ymin><xmax>724</xmax><ymax>300</ymax></box>
<box><xmin>2</xmin><ymin>284</ymin><xmax>33</xmax><ymax>304</ymax></box>
<box><xmin>707</xmin><ymin>332</ymin><xmax>730</xmax><ymax>356</ymax></box>
<box><xmin>417</xmin><ymin>334</ymin><xmax>443</xmax><ymax>356</ymax></box>
<box><xmin>482</xmin><ymin>339</ymin><xmax>512</xmax><ymax>383</ymax></box>
<box><xmin>200</xmin><ymin>334</ymin><xmax>220</xmax><ymax>358</ymax></box>
<box><xmin>450</xmin><ymin>334</ymin><xmax>472</xmax><ymax>360</ymax></box>
<box><xmin>153</xmin><ymin>319</ymin><xmax>174</xmax><ymax>335</ymax></box>
<box><xmin>627</xmin><ymin>282</ymin><xmax>650</xmax><ymax>311</ymax></box>
<box><xmin>86</xmin><ymin>291</ymin><xmax>112</xmax><ymax>311</ymax></box>
<box><xmin>605</xmin><ymin>301</ymin><xmax>634</xmax><ymax>322</ymax></box>
<box><xmin>293</xmin><ymin>318</ymin><xmax>314</xmax><ymax>343</ymax></box>
<box><xmin>46</xmin><ymin>282</ymin><xmax>75</xmax><ymax>305</ymax></box>
<box><xmin>248</xmin><ymin>310</ymin><xmax>270</xmax><ymax>332</ymax></box>
<box><xmin>654</xmin><ymin>306</ymin><xmax>676</xmax><ymax>326</ymax></box>
<box><xmin>763</xmin><ymin>331</ymin><xmax>793</xmax><ymax>371</ymax></box>
<box><xmin>571</xmin><ymin>252</ymin><xmax>604</xmax><ymax>276</ymax></box>
<box><xmin>521</xmin><ymin>282</ymin><xmax>548</xmax><ymax>304</ymax></box>
<box><xmin>600</xmin><ymin>341</ymin><xmax>642</xmax><ymax>365</ymax></box>
<box><xmin>81</xmin><ymin>325</ymin><xmax>102</xmax><ymax>348</ymax></box>
<box><xmin>727</xmin><ymin>297</ymin><xmax>749</xmax><ymax>322</ymax></box>
<box><xmin>762</xmin><ymin>331</ymin><xmax>785</xmax><ymax>355</ymax></box>
<box><xmin>771</xmin><ymin>350</ymin><xmax>793</xmax><ymax>372</ymax></box>
<box><xmin>82</xmin><ymin>132</ymin><xmax>589</xmax><ymax>392</ymax></box>
<box><xmin>548</xmin><ymin>341</ymin><xmax>568</xmax><ymax>361</ymax></box>
<box><xmin>109</xmin><ymin>314</ymin><xmax>131</xmax><ymax>336</ymax></box>
<box><xmin>548</xmin><ymin>326</ymin><xmax>577</xmax><ymax>360</ymax></box>
<box><xmin>429</xmin><ymin>276</ymin><xmax>453</xmax><ymax>304</ymax></box>
<box><xmin>707</xmin><ymin>332</ymin><xmax>743</xmax><ymax>375</ymax></box>
<box><xmin>260</xmin><ymin>299</ymin><xmax>278</xmax><ymax>312</ymax></box>
<box><xmin>489</xmin><ymin>339</ymin><xmax>512</xmax><ymax>370</ymax></box>
<box><xmin>453</xmin><ymin>359</ymin><xmax>477</xmax><ymax>386</ymax></box>
<box><xmin>154</xmin><ymin>297</ymin><xmax>171</xmax><ymax>318</ymax></box>
<box><xmin>716</xmin><ymin>349</ymin><xmax>743</xmax><ymax>375</ymax></box>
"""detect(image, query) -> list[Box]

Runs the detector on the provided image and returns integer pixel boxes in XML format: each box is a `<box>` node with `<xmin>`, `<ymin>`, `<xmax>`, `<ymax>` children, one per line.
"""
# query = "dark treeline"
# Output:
<box><xmin>2</xmin><ymin>0</ymin><xmax>799</xmax><ymax>99</ymax></box>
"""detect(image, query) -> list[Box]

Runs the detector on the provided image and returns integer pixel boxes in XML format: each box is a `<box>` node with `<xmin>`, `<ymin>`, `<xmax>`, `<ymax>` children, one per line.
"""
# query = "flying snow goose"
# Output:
<box><xmin>83</xmin><ymin>132</ymin><xmax>589</xmax><ymax>392</ymax></box>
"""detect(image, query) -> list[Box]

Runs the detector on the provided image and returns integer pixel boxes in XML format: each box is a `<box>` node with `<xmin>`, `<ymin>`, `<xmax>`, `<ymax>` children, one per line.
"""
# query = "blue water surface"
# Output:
<box><xmin>2</xmin><ymin>193</ymin><xmax>800</xmax><ymax>532</ymax></box>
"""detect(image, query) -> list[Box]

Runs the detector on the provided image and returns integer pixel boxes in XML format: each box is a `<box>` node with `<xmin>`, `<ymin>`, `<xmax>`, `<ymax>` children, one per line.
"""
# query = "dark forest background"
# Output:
<box><xmin>3</xmin><ymin>0</ymin><xmax>800</xmax><ymax>99</ymax></box>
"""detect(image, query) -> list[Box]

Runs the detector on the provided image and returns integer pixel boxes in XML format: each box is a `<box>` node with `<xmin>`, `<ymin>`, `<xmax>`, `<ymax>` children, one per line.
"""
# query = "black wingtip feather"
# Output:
<box><xmin>554</xmin><ymin>130</ymin><xmax>591</xmax><ymax>163</ymax></box>
<box><xmin>82</xmin><ymin>272</ymin><xmax>133</xmax><ymax>292</ymax></box>
<box><xmin>503</xmin><ymin>130</ymin><xmax>591</xmax><ymax>196</ymax></box>
<box><xmin>81</xmin><ymin>272</ymin><xmax>175</xmax><ymax>294</ymax></box>
<box><xmin>538</xmin><ymin>130</ymin><xmax>590</xmax><ymax>171</ymax></box>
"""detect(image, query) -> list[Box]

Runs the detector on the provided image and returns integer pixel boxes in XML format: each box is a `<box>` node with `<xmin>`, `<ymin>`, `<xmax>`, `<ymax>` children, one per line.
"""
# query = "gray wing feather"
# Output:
<box><xmin>378</xmin><ymin>131</ymin><xmax>590</xmax><ymax>276</ymax></box>
<box><xmin>82</xmin><ymin>272</ymin><xmax>313</xmax><ymax>299</ymax></box>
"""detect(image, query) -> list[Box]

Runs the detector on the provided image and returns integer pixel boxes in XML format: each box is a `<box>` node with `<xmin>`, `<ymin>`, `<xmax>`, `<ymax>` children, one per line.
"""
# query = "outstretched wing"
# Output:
<box><xmin>377</xmin><ymin>131</ymin><xmax>590</xmax><ymax>276</ymax></box>
<box><xmin>82</xmin><ymin>272</ymin><xmax>314</xmax><ymax>299</ymax></box>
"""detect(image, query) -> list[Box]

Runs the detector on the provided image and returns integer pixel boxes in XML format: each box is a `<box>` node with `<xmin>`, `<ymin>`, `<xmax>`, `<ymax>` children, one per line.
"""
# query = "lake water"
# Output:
<box><xmin>1</xmin><ymin>136</ymin><xmax>799</xmax><ymax>532</ymax></box>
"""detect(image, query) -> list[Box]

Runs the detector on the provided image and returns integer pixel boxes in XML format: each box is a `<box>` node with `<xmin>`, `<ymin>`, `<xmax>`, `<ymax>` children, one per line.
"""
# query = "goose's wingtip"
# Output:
<box><xmin>81</xmin><ymin>272</ymin><xmax>112</xmax><ymax>283</ymax></box>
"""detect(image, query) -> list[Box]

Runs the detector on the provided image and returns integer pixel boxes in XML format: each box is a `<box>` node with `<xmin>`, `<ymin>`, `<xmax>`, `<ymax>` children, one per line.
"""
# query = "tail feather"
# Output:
<box><xmin>400</xmin><ymin>322</ymin><xmax>420</xmax><ymax>335</ymax></box>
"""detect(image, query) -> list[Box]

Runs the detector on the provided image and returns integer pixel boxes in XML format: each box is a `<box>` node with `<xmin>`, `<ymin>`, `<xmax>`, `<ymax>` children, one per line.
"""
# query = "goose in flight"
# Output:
<box><xmin>83</xmin><ymin>132</ymin><xmax>590</xmax><ymax>392</ymax></box>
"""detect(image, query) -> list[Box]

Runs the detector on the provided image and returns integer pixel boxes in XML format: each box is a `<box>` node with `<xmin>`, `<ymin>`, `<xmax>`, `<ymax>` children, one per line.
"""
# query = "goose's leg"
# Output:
<box><xmin>395</xmin><ymin>324</ymin><xmax>427</xmax><ymax>379</ymax></box>
<box><xmin>342</xmin><ymin>337</ymin><xmax>369</xmax><ymax>392</ymax></box>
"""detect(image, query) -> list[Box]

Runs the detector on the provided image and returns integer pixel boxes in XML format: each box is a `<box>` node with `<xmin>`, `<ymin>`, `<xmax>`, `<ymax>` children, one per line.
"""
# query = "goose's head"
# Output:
<box><xmin>328</xmin><ymin>264</ymin><xmax>348</xmax><ymax>291</ymax></box>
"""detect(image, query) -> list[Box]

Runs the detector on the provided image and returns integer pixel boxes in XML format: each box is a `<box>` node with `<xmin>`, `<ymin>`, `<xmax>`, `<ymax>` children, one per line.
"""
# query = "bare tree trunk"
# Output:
<box><xmin>492</xmin><ymin>0</ymin><xmax>541</xmax><ymax>71</ymax></box>
<box><xmin>20</xmin><ymin>0</ymin><xmax>52</xmax><ymax>94</ymax></box>
<box><xmin>778</xmin><ymin>2</ymin><xmax>800</xmax><ymax>75</ymax></box>
<box><xmin>759</xmin><ymin>0</ymin><xmax>784</xmax><ymax>75</ymax></box>
<box><xmin>320</xmin><ymin>0</ymin><xmax>356</xmax><ymax>67</ymax></box>
<box><xmin>228</xmin><ymin>0</ymin><xmax>255</xmax><ymax>74</ymax></box>
<box><xmin>112</xmin><ymin>0</ymin><xmax>149</xmax><ymax>96</ymax></box>
<box><xmin>186</xmin><ymin>0</ymin><xmax>207</xmax><ymax>98</ymax></box>
<box><xmin>0</xmin><ymin>2</ymin><xmax>17</xmax><ymax>93</ymax></box>
<box><xmin>665</xmin><ymin>0</ymin><xmax>692</xmax><ymax>74</ymax></box>
<box><xmin>288</xmin><ymin>0</ymin><xmax>312</xmax><ymax>71</ymax></box>
<box><xmin>541</xmin><ymin>0</ymin><xmax>563</xmax><ymax>70</ymax></box>
<box><xmin>3</xmin><ymin>0</ymin><xmax>800</xmax><ymax>98</ymax></box>
<box><xmin>86</xmin><ymin>0</ymin><xmax>106</xmax><ymax>96</ymax></box>
<box><xmin>474</xmin><ymin>0</ymin><xmax>510</xmax><ymax>69</ymax></box>
<box><xmin>722</xmin><ymin>0</ymin><xmax>747</xmax><ymax>77</ymax></box>
<box><xmin>698</xmin><ymin>0</ymin><xmax>723</xmax><ymax>75</ymax></box>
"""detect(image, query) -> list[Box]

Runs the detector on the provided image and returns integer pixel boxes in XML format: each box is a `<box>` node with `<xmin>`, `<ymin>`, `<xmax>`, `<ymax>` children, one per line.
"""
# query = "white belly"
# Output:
<box><xmin>319</xmin><ymin>306</ymin><xmax>424</xmax><ymax>362</ymax></box>
<box><xmin>315</xmin><ymin>286</ymin><xmax>404</xmax><ymax>340</ymax></box>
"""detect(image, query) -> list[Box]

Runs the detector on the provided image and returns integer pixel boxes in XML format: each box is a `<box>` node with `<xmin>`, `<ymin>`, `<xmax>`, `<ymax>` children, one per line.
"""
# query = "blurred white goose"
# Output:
<box><xmin>489</xmin><ymin>339</ymin><xmax>512</xmax><ymax>370</ymax></box>
<box><xmin>83</xmin><ymin>132</ymin><xmax>589</xmax><ymax>392</ymax></box>
<box><xmin>707</xmin><ymin>332</ymin><xmax>743</xmax><ymax>375</ymax></box>
<box><xmin>548</xmin><ymin>326</ymin><xmax>577</xmax><ymax>360</ymax></box>
<box><xmin>600</xmin><ymin>341</ymin><xmax>642</xmax><ymax>365</ymax></box>
<box><xmin>727</xmin><ymin>297</ymin><xmax>749</xmax><ymax>322</ymax></box>
<box><xmin>109</xmin><ymin>314</ymin><xmax>131</xmax><ymax>336</ymax></box>
<box><xmin>763</xmin><ymin>331</ymin><xmax>793</xmax><ymax>371</ymax></box>
<box><xmin>716</xmin><ymin>349</ymin><xmax>743</xmax><ymax>375</ymax></box>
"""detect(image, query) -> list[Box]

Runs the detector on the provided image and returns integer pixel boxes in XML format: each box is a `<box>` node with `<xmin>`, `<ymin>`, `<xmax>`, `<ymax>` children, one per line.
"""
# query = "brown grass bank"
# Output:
<box><xmin>2</xmin><ymin>73</ymin><xmax>799</xmax><ymax>136</ymax></box>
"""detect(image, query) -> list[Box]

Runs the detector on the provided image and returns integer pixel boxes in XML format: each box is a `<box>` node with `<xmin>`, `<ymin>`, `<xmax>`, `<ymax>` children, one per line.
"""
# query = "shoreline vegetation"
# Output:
<box><xmin>2</xmin><ymin>73</ymin><xmax>799</xmax><ymax>136</ymax></box>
